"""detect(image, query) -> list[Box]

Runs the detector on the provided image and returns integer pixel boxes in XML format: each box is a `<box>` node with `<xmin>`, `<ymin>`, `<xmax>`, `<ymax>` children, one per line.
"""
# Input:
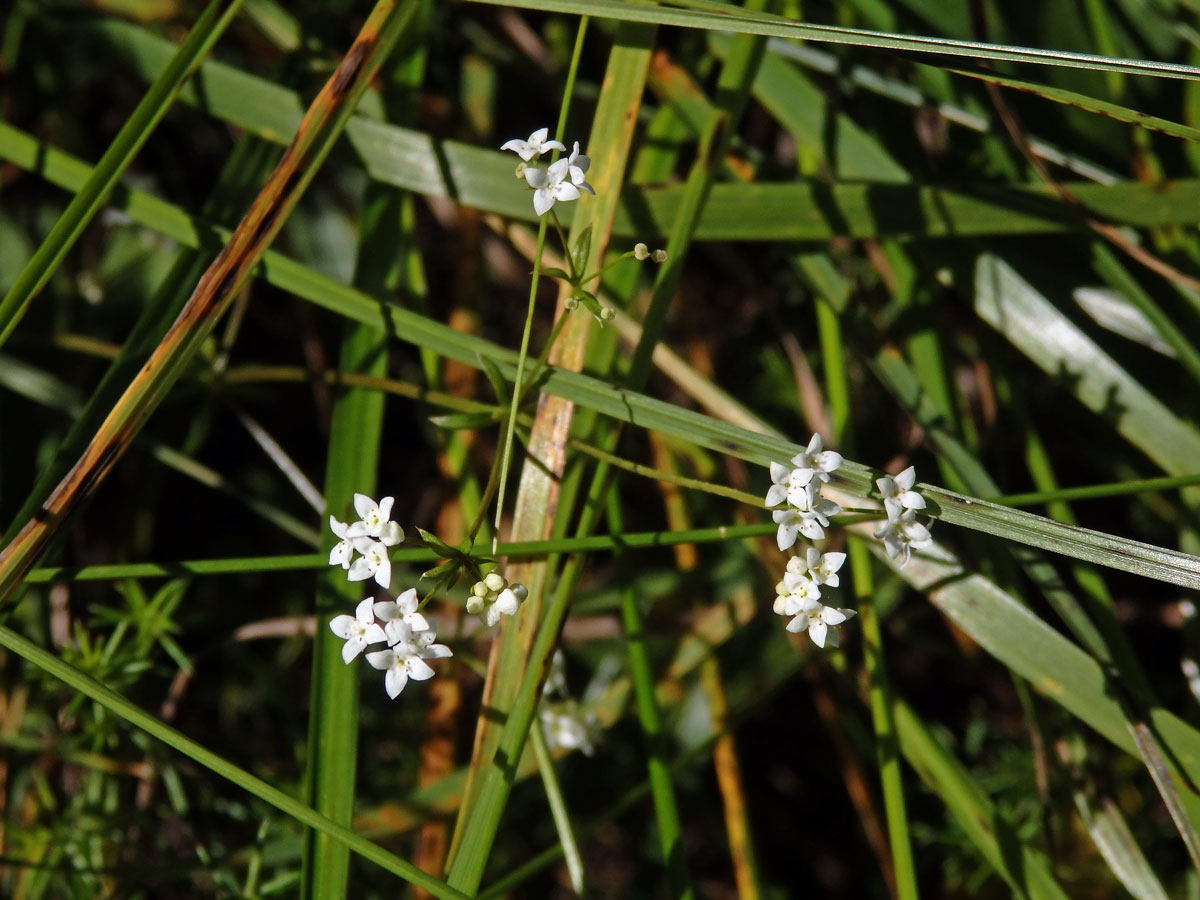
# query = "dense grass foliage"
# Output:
<box><xmin>4</xmin><ymin>1</ymin><xmax>1200</xmax><ymax>897</ymax></box>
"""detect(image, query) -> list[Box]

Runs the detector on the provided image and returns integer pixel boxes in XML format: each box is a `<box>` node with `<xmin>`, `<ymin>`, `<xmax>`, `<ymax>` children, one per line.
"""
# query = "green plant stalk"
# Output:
<box><xmin>301</xmin><ymin>181</ymin><xmax>406</xmax><ymax>899</ymax></box>
<box><xmin>491</xmin><ymin>16</ymin><xmax>588</xmax><ymax>552</ymax></box>
<box><xmin>529</xmin><ymin>721</ymin><xmax>587</xmax><ymax>895</ymax></box>
<box><xmin>0</xmin><ymin>623</ymin><xmax>469</xmax><ymax>899</ymax></box>
<box><xmin>0</xmin><ymin>0</ymin><xmax>246</xmax><ymax>350</ymax></box>
<box><xmin>818</xmin><ymin>283</ymin><xmax>920</xmax><ymax>899</ymax></box>
<box><xmin>23</xmin><ymin>524</ymin><xmax>781</xmax><ymax>583</ymax></box>
<box><xmin>446</xmin><ymin>18</ymin><xmax>653</xmax><ymax>885</ymax></box>
<box><xmin>610</xmin><ymin>492</ymin><xmax>696</xmax><ymax>899</ymax></box>
<box><xmin>849</xmin><ymin>544</ymin><xmax>920</xmax><ymax>899</ymax></box>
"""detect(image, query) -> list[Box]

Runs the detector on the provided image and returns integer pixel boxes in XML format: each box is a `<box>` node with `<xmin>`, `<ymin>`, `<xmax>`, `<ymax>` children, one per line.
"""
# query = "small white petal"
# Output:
<box><xmin>524</xmin><ymin>167</ymin><xmax>550</xmax><ymax>188</ymax></box>
<box><xmin>407</xmin><ymin>657</ymin><xmax>435</xmax><ymax>681</ymax></box>
<box><xmin>533</xmin><ymin>188</ymin><xmax>554</xmax><ymax>216</ymax></box>
<box><xmin>896</xmin><ymin>466</ymin><xmax>916</xmax><ymax>490</ymax></box>
<box><xmin>329</xmin><ymin>614</ymin><xmax>357</xmax><ymax>639</ymax></box>
<box><xmin>372</xmin><ymin>557</ymin><xmax>391</xmax><ymax>589</ymax></box>
<box><xmin>347</xmin><ymin>558</ymin><xmax>373</xmax><ymax>582</ymax></box>
<box><xmin>764</xmin><ymin>484</ymin><xmax>787</xmax><ymax>507</ymax></box>
<box><xmin>495</xmin><ymin>589</ymin><xmax>520</xmax><ymax>617</ymax></box>
<box><xmin>379</xmin><ymin>521</ymin><xmax>405</xmax><ymax>546</ymax></box>
<box><xmin>809</xmin><ymin>621</ymin><xmax>828</xmax><ymax>648</ymax></box>
<box><xmin>353</xmin><ymin>493</ymin><xmax>375</xmax><ymax>520</ymax></box>
<box><xmin>384</xmin><ymin>666</ymin><xmax>408</xmax><ymax>698</ymax></box>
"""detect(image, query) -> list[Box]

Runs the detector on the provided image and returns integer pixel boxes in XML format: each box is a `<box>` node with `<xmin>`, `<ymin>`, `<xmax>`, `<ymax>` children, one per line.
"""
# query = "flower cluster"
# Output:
<box><xmin>764</xmin><ymin>434</ymin><xmax>854</xmax><ymax>648</ymax></box>
<box><xmin>467</xmin><ymin>571</ymin><xmax>529</xmax><ymax>628</ymax></box>
<box><xmin>872</xmin><ymin>466</ymin><xmax>933</xmax><ymax>564</ymax></box>
<box><xmin>329</xmin><ymin>589</ymin><xmax>452</xmax><ymax>699</ymax></box>
<box><xmin>329</xmin><ymin>493</ymin><xmax>404</xmax><ymax>589</ymax></box>
<box><xmin>502</xmin><ymin>127</ymin><xmax>594</xmax><ymax>217</ymax></box>
<box><xmin>539</xmin><ymin>650</ymin><xmax>600</xmax><ymax>756</ymax></box>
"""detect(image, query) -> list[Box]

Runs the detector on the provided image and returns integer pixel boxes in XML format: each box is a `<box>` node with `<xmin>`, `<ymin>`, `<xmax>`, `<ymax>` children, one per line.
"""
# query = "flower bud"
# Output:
<box><xmin>563</xmin><ymin>297</ymin><xmax>579</xmax><ymax>310</ymax></box>
<box><xmin>472</xmin><ymin>580</ymin><xmax>489</xmax><ymax>598</ymax></box>
<box><xmin>511</xmin><ymin>583</ymin><xmax>529</xmax><ymax>602</ymax></box>
<box><xmin>599</xmin><ymin>307</ymin><xmax>615</xmax><ymax>321</ymax></box>
<box><xmin>633</xmin><ymin>242</ymin><xmax>650</xmax><ymax>260</ymax></box>
<box><xmin>651</xmin><ymin>249</ymin><xmax>668</xmax><ymax>263</ymax></box>
<box><xmin>484</xmin><ymin>572</ymin><xmax>507</xmax><ymax>593</ymax></box>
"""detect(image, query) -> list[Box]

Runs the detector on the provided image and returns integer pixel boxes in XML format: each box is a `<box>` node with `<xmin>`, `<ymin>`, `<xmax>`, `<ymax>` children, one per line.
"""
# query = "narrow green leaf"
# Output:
<box><xmin>953</xmin><ymin>67</ymin><xmax>1200</xmax><ymax>143</ymax></box>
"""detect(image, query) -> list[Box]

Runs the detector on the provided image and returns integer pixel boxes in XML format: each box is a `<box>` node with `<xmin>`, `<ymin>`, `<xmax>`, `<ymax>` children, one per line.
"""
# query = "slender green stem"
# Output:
<box><xmin>490</xmin><ymin>16</ymin><xmax>589</xmax><ymax>554</ymax></box>
<box><xmin>988</xmin><ymin>471</ymin><xmax>1200</xmax><ymax>507</ymax></box>
<box><xmin>818</xmin><ymin>290</ymin><xmax>920</xmax><ymax>899</ymax></box>
<box><xmin>530</xmin><ymin>723</ymin><xmax>587</xmax><ymax>895</ymax></box>
<box><xmin>609</xmin><ymin>492</ymin><xmax>696</xmax><ymax>900</ymax></box>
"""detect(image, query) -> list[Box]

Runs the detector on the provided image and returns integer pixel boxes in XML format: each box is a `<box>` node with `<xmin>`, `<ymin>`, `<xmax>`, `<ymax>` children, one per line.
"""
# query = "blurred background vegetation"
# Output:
<box><xmin>4</xmin><ymin>0</ymin><xmax>1200</xmax><ymax>897</ymax></box>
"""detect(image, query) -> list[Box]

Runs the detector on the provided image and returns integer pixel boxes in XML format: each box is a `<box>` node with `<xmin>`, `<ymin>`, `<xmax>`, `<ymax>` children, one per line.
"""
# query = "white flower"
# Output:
<box><xmin>524</xmin><ymin>157</ymin><xmax>580</xmax><ymax>216</ymax></box>
<box><xmin>366</xmin><ymin>619</ymin><xmax>451</xmax><ymax>699</ymax></box>
<box><xmin>540</xmin><ymin>699</ymin><xmax>599</xmax><ymax>756</ymax></box>
<box><xmin>873</xmin><ymin>510</ymin><xmax>933</xmax><ymax>565</ymax></box>
<box><xmin>329</xmin><ymin>597</ymin><xmax>387</xmax><ymax>664</ymax></box>
<box><xmin>566</xmin><ymin>142</ymin><xmax>594</xmax><ymax>195</ymax></box>
<box><xmin>345</xmin><ymin>493</ymin><xmax>404</xmax><ymax>546</ymax></box>
<box><xmin>772</xmin><ymin>482</ymin><xmax>841</xmax><ymax>548</ymax></box>
<box><xmin>764</xmin><ymin>461</ymin><xmax>792</xmax><ymax>507</ymax></box>
<box><xmin>784</xmin><ymin>596</ymin><xmax>857</xmax><ymax>648</ymax></box>
<box><xmin>348</xmin><ymin>537</ymin><xmax>392</xmax><ymax>588</ymax></box>
<box><xmin>501</xmin><ymin>127</ymin><xmax>566</xmax><ymax>162</ymax></box>
<box><xmin>786</xmin><ymin>547</ymin><xmax>846</xmax><ymax>588</ymax></box>
<box><xmin>328</xmin><ymin>516</ymin><xmax>354</xmax><ymax>569</ymax></box>
<box><xmin>466</xmin><ymin>572</ymin><xmax>528</xmax><ymax>627</ymax></box>
<box><xmin>773</xmin><ymin>573</ymin><xmax>822</xmax><ymax>616</ymax></box>
<box><xmin>876</xmin><ymin>466</ymin><xmax>926</xmax><ymax>521</ymax></box>
<box><xmin>789</xmin><ymin>433</ymin><xmax>844</xmax><ymax>488</ymax></box>
<box><xmin>373</xmin><ymin>587</ymin><xmax>429</xmax><ymax>634</ymax></box>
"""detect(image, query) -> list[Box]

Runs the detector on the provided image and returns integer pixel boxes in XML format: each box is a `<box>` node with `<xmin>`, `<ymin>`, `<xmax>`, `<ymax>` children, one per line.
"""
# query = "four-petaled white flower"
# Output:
<box><xmin>348</xmin><ymin>537</ymin><xmax>392</xmax><ymax>589</ymax></box>
<box><xmin>366</xmin><ymin>620</ymin><xmax>438</xmax><ymax>699</ymax></box>
<box><xmin>524</xmin><ymin>157</ymin><xmax>580</xmax><ymax>217</ymax></box>
<box><xmin>874</xmin><ymin>509</ymin><xmax>933</xmax><ymax>564</ymax></box>
<box><xmin>773</xmin><ymin>573</ymin><xmax>822</xmax><ymax>616</ymax></box>
<box><xmin>373</xmin><ymin>588</ymin><xmax>429</xmax><ymax>634</ymax></box>
<box><xmin>785</xmin><ymin>597</ymin><xmax>857</xmax><ymax>648</ymax></box>
<box><xmin>566</xmin><ymin>142</ymin><xmax>594</xmax><ymax>195</ymax></box>
<box><xmin>345</xmin><ymin>493</ymin><xmax>404</xmax><ymax>546</ymax></box>
<box><xmin>501</xmin><ymin>127</ymin><xmax>566</xmax><ymax>162</ymax></box>
<box><xmin>786</xmin><ymin>547</ymin><xmax>846</xmax><ymax>588</ymax></box>
<box><xmin>790</xmin><ymin>433</ymin><xmax>844</xmax><ymax>488</ymax></box>
<box><xmin>466</xmin><ymin>571</ymin><xmax>528</xmax><ymax>627</ymax></box>
<box><xmin>877</xmin><ymin>466</ymin><xmax>926</xmax><ymax>521</ymax></box>
<box><xmin>329</xmin><ymin>516</ymin><xmax>354</xmax><ymax>569</ymax></box>
<box><xmin>772</xmin><ymin>482</ymin><xmax>842</xmax><ymax>549</ymax></box>
<box><xmin>329</xmin><ymin>597</ymin><xmax>387</xmax><ymax>663</ymax></box>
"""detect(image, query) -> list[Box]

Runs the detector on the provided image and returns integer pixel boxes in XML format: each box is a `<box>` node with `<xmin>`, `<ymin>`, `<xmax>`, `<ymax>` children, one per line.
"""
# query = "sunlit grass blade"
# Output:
<box><xmin>468</xmin><ymin>0</ymin><xmax>1200</xmax><ymax>80</ymax></box>
<box><xmin>975</xmin><ymin>253</ymin><xmax>1200</xmax><ymax>478</ymax></box>
<box><xmin>0</xmin><ymin>0</ymin><xmax>246</xmax><ymax>350</ymax></box>
<box><xmin>0</xmin><ymin>0</ymin><xmax>419</xmax><ymax>605</ymax></box>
